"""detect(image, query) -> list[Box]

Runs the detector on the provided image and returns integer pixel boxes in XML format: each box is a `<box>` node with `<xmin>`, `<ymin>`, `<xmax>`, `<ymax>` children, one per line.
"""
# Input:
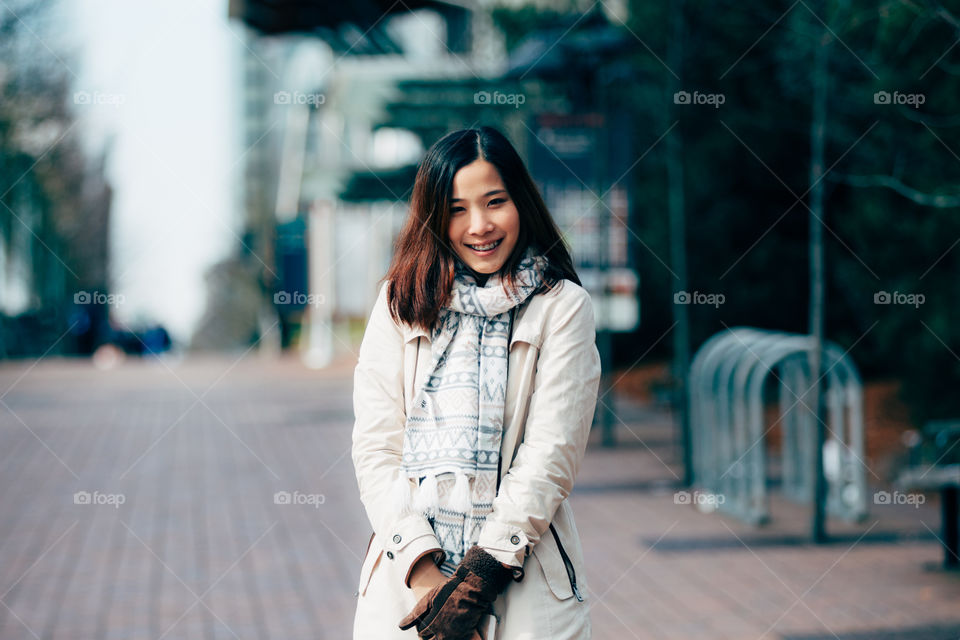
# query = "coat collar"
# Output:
<box><xmin>401</xmin><ymin>296</ymin><xmax>543</xmax><ymax>349</ymax></box>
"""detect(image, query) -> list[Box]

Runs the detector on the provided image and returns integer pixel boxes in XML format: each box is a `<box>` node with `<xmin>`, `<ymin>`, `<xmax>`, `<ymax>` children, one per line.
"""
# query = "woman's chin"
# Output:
<box><xmin>458</xmin><ymin>256</ymin><xmax>503</xmax><ymax>276</ymax></box>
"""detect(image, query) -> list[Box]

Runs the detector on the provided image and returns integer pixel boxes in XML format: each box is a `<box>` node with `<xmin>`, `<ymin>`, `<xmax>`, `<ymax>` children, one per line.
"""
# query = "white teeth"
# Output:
<box><xmin>469</xmin><ymin>239</ymin><xmax>501</xmax><ymax>251</ymax></box>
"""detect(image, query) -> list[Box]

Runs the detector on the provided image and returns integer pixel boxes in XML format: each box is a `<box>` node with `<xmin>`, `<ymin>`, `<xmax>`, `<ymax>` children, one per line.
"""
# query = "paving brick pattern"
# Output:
<box><xmin>0</xmin><ymin>355</ymin><xmax>958</xmax><ymax>639</ymax></box>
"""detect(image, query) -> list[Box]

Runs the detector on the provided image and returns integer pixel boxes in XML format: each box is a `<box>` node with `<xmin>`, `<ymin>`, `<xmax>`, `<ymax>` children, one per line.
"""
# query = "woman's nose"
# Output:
<box><xmin>467</xmin><ymin>208</ymin><xmax>494</xmax><ymax>234</ymax></box>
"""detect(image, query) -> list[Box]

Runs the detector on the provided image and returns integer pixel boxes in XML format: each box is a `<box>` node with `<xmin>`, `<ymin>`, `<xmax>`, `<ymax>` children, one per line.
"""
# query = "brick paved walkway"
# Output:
<box><xmin>0</xmin><ymin>355</ymin><xmax>958</xmax><ymax>639</ymax></box>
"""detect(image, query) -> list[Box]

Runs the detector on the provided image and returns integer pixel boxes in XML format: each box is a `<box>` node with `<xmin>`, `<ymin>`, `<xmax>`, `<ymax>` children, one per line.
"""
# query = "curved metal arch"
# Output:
<box><xmin>690</xmin><ymin>328</ymin><xmax>765</xmax><ymax>488</ymax></box>
<box><xmin>687</xmin><ymin>328</ymin><xmax>868</xmax><ymax>526</ymax></box>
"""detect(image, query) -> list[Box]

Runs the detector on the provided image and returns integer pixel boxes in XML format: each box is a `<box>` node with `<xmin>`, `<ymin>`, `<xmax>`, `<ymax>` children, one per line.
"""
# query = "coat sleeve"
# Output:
<box><xmin>476</xmin><ymin>285</ymin><xmax>601</xmax><ymax>567</ymax></box>
<box><xmin>351</xmin><ymin>281</ymin><xmax>443</xmax><ymax>586</ymax></box>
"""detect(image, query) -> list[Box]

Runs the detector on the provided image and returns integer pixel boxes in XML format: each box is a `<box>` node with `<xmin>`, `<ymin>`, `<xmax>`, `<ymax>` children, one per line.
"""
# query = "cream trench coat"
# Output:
<box><xmin>351</xmin><ymin>277</ymin><xmax>601</xmax><ymax>640</ymax></box>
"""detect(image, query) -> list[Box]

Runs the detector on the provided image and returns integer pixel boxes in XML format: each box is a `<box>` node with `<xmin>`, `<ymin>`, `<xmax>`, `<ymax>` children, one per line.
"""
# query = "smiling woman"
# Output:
<box><xmin>351</xmin><ymin>126</ymin><xmax>601</xmax><ymax>639</ymax></box>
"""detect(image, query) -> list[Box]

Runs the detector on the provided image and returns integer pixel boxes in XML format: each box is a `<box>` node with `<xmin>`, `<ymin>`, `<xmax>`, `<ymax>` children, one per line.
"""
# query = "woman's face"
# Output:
<box><xmin>447</xmin><ymin>158</ymin><xmax>520</xmax><ymax>278</ymax></box>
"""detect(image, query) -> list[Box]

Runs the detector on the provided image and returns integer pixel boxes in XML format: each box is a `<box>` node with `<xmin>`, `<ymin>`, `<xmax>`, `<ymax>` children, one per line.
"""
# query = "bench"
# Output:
<box><xmin>896</xmin><ymin>420</ymin><xmax>960</xmax><ymax>570</ymax></box>
<box><xmin>896</xmin><ymin>464</ymin><xmax>960</xmax><ymax>569</ymax></box>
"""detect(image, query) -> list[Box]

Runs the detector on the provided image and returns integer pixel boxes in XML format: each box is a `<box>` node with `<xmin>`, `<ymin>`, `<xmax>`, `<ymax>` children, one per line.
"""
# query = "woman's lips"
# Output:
<box><xmin>466</xmin><ymin>238</ymin><xmax>503</xmax><ymax>255</ymax></box>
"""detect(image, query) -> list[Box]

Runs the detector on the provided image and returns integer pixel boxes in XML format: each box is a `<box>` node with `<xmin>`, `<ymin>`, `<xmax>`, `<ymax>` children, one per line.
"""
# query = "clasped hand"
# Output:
<box><xmin>400</xmin><ymin>546</ymin><xmax>515</xmax><ymax>640</ymax></box>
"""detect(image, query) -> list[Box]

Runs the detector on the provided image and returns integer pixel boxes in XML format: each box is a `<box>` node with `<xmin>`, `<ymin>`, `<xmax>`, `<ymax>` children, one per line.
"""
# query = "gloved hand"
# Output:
<box><xmin>398</xmin><ymin>546</ymin><xmax>521</xmax><ymax>639</ymax></box>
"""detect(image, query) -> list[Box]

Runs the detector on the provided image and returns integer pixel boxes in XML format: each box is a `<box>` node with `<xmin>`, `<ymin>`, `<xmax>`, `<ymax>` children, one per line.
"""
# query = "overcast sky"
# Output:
<box><xmin>71</xmin><ymin>0</ymin><xmax>237</xmax><ymax>343</ymax></box>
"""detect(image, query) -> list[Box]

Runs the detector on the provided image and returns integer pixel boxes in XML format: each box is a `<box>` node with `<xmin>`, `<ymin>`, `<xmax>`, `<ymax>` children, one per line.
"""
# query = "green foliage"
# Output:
<box><xmin>1</xmin><ymin>0</ymin><xmax>112</xmax><ymax>355</ymax></box>
<box><xmin>493</xmin><ymin>0</ymin><xmax>960</xmax><ymax>424</ymax></box>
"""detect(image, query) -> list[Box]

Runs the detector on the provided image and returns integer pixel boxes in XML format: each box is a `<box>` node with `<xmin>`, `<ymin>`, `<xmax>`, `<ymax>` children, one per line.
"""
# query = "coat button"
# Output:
<box><xmin>393</xmin><ymin>534</ymin><xmax>402</xmax><ymax>544</ymax></box>
<box><xmin>510</xmin><ymin>535</ymin><xmax>520</xmax><ymax>545</ymax></box>
<box><xmin>386</xmin><ymin>551</ymin><xmax>394</xmax><ymax>559</ymax></box>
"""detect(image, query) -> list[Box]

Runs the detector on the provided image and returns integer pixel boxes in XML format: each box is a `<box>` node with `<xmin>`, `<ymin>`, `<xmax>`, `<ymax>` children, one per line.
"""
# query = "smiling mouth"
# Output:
<box><xmin>466</xmin><ymin>238</ymin><xmax>503</xmax><ymax>252</ymax></box>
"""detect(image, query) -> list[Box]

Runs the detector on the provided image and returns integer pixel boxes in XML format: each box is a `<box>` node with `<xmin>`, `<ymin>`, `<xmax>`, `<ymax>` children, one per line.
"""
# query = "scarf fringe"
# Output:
<box><xmin>408</xmin><ymin>471</ymin><xmax>474</xmax><ymax>517</ymax></box>
<box><xmin>414</xmin><ymin>473</ymin><xmax>439</xmax><ymax>517</ymax></box>
<box><xmin>450</xmin><ymin>471</ymin><xmax>472</xmax><ymax>513</ymax></box>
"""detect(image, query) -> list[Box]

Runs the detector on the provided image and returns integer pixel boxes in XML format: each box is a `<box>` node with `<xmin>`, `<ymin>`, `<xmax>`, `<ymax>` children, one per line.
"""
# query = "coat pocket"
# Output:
<box><xmin>531</xmin><ymin>525</ymin><xmax>582</xmax><ymax>602</ymax></box>
<box><xmin>357</xmin><ymin>532</ymin><xmax>384</xmax><ymax>597</ymax></box>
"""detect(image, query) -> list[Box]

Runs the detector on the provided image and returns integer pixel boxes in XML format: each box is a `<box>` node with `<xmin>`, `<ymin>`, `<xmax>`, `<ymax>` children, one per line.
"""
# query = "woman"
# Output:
<box><xmin>352</xmin><ymin>126</ymin><xmax>601</xmax><ymax>639</ymax></box>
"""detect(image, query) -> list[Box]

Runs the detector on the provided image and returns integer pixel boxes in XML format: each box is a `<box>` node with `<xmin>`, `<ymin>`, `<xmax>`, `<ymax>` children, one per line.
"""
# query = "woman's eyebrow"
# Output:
<box><xmin>451</xmin><ymin>189</ymin><xmax>506</xmax><ymax>202</ymax></box>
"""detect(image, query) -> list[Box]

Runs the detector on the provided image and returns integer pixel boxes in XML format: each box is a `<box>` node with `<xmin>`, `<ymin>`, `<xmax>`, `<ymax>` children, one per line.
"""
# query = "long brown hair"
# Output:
<box><xmin>384</xmin><ymin>126</ymin><xmax>580</xmax><ymax>332</ymax></box>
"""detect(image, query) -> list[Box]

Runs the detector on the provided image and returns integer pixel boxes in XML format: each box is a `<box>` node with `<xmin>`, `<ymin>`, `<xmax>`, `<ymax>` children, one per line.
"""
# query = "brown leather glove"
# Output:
<box><xmin>398</xmin><ymin>546</ymin><xmax>520</xmax><ymax>639</ymax></box>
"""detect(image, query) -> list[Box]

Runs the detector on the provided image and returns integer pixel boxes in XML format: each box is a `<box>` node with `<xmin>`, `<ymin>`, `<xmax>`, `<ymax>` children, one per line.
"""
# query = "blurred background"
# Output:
<box><xmin>3</xmin><ymin>0</ymin><xmax>960</xmax><ymax>638</ymax></box>
<box><xmin>5</xmin><ymin>0</ymin><xmax>960</xmax><ymax>431</ymax></box>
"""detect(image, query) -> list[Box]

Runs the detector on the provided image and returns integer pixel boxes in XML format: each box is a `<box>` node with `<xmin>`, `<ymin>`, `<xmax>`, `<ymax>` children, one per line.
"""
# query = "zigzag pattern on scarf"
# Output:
<box><xmin>400</xmin><ymin>247</ymin><xmax>546</xmax><ymax>573</ymax></box>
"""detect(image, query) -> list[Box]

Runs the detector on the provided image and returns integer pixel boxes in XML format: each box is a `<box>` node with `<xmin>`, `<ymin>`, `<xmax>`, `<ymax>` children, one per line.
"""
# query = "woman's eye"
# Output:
<box><xmin>488</xmin><ymin>198</ymin><xmax>506</xmax><ymax>206</ymax></box>
<box><xmin>451</xmin><ymin>207</ymin><xmax>465</xmax><ymax>214</ymax></box>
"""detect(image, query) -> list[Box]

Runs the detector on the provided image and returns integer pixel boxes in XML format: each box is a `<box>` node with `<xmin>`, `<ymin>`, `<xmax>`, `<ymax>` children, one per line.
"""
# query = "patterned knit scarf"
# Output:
<box><xmin>400</xmin><ymin>247</ymin><xmax>546</xmax><ymax>573</ymax></box>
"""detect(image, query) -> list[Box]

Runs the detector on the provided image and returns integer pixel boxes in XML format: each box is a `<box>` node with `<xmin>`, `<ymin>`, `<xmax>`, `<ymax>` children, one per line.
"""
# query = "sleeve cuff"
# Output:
<box><xmin>380</xmin><ymin>513</ymin><xmax>444</xmax><ymax>587</ymax></box>
<box><xmin>476</xmin><ymin>520</ymin><xmax>529</xmax><ymax>567</ymax></box>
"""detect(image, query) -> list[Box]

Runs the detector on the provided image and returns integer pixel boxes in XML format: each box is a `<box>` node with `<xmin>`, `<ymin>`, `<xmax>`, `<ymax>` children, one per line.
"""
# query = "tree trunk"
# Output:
<box><xmin>808</xmin><ymin>4</ymin><xmax>830</xmax><ymax>544</ymax></box>
<box><xmin>667</xmin><ymin>0</ymin><xmax>692</xmax><ymax>484</ymax></box>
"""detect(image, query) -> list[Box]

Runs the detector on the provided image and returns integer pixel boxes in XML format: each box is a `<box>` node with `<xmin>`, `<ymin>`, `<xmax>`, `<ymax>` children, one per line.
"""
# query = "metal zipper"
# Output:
<box><xmin>549</xmin><ymin>523</ymin><xmax>584</xmax><ymax>602</ymax></box>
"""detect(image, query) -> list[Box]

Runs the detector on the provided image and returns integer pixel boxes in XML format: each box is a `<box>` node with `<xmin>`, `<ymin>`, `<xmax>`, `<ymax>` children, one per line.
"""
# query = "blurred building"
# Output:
<box><xmin>195</xmin><ymin>0</ymin><xmax>504</xmax><ymax>364</ymax></box>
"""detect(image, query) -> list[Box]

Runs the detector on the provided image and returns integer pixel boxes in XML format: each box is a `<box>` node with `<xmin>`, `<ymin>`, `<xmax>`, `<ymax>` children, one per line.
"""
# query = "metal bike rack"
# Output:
<box><xmin>689</xmin><ymin>328</ymin><xmax>868</xmax><ymax>525</ymax></box>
